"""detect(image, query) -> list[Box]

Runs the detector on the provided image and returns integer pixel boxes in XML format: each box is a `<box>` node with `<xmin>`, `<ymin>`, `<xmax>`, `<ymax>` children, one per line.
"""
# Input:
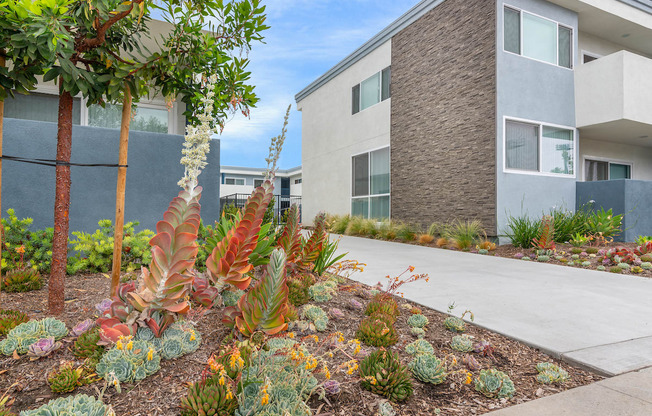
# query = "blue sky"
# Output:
<box><xmin>218</xmin><ymin>0</ymin><xmax>420</xmax><ymax>169</ymax></box>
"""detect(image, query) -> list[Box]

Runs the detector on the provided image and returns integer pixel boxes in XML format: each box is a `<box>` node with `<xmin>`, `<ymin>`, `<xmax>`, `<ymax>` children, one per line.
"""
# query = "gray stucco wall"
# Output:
<box><xmin>496</xmin><ymin>0</ymin><xmax>579</xmax><ymax>239</ymax></box>
<box><xmin>2</xmin><ymin>118</ymin><xmax>220</xmax><ymax>234</ymax></box>
<box><xmin>577</xmin><ymin>180</ymin><xmax>652</xmax><ymax>242</ymax></box>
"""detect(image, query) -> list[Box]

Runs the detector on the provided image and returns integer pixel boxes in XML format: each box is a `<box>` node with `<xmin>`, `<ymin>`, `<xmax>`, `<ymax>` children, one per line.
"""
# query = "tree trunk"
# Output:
<box><xmin>0</xmin><ymin>54</ymin><xmax>5</xmax><ymax>303</ymax></box>
<box><xmin>110</xmin><ymin>87</ymin><xmax>132</xmax><ymax>297</ymax></box>
<box><xmin>49</xmin><ymin>90</ymin><xmax>73</xmax><ymax>315</ymax></box>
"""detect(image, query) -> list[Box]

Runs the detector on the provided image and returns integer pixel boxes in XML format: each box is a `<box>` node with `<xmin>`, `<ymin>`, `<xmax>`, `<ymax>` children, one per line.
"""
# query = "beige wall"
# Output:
<box><xmin>580</xmin><ymin>138</ymin><xmax>652</xmax><ymax>181</ymax></box>
<box><xmin>579</xmin><ymin>31</ymin><xmax>651</xmax><ymax>59</ymax></box>
<box><xmin>297</xmin><ymin>41</ymin><xmax>391</xmax><ymax>223</ymax></box>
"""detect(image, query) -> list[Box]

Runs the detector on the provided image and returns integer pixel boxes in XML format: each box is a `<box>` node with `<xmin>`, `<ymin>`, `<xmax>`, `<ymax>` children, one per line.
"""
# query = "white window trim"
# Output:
<box><xmin>253</xmin><ymin>179</ymin><xmax>264</xmax><ymax>187</ymax></box>
<box><xmin>224</xmin><ymin>177</ymin><xmax>245</xmax><ymax>186</ymax></box>
<box><xmin>581</xmin><ymin>155</ymin><xmax>634</xmax><ymax>181</ymax></box>
<box><xmin>29</xmin><ymin>85</ymin><xmax>177</xmax><ymax>134</ymax></box>
<box><xmin>350</xmin><ymin>145</ymin><xmax>391</xmax><ymax>219</ymax></box>
<box><xmin>581</xmin><ymin>50</ymin><xmax>602</xmax><ymax>64</ymax></box>
<box><xmin>503</xmin><ymin>4</ymin><xmax>574</xmax><ymax>71</ymax></box>
<box><xmin>503</xmin><ymin>116</ymin><xmax>576</xmax><ymax>179</ymax></box>
<box><xmin>353</xmin><ymin>68</ymin><xmax>390</xmax><ymax>115</ymax></box>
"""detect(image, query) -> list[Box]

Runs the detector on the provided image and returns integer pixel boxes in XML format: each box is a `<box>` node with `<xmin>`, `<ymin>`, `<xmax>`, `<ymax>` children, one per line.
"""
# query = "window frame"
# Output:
<box><xmin>352</xmin><ymin>66</ymin><xmax>391</xmax><ymax>115</ymax></box>
<box><xmin>350</xmin><ymin>145</ymin><xmax>391</xmax><ymax>219</ymax></box>
<box><xmin>503</xmin><ymin>116</ymin><xmax>576</xmax><ymax>178</ymax></box>
<box><xmin>224</xmin><ymin>177</ymin><xmax>245</xmax><ymax>186</ymax></box>
<box><xmin>253</xmin><ymin>179</ymin><xmax>264</xmax><ymax>188</ymax></box>
<box><xmin>15</xmin><ymin>84</ymin><xmax>179</xmax><ymax>134</ymax></box>
<box><xmin>581</xmin><ymin>50</ymin><xmax>602</xmax><ymax>64</ymax></box>
<box><xmin>503</xmin><ymin>5</ymin><xmax>574</xmax><ymax>70</ymax></box>
<box><xmin>582</xmin><ymin>155</ymin><xmax>634</xmax><ymax>181</ymax></box>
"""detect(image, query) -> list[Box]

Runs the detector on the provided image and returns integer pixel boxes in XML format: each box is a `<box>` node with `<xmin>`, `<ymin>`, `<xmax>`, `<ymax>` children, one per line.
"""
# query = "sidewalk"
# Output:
<box><xmin>334</xmin><ymin>235</ymin><xmax>652</xmax><ymax>376</ymax></box>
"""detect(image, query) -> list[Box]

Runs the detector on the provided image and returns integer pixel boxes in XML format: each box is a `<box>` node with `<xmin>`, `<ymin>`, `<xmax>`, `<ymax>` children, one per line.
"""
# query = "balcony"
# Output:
<box><xmin>575</xmin><ymin>51</ymin><xmax>652</xmax><ymax>147</ymax></box>
<box><xmin>220</xmin><ymin>194</ymin><xmax>302</xmax><ymax>223</ymax></box>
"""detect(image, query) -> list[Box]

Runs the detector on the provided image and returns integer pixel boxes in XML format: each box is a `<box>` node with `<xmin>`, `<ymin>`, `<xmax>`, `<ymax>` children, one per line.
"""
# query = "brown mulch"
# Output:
<box><xmin>1</xmin><ymin>273</ymin><xmax>601</xmax><ymax>415</ymax></box>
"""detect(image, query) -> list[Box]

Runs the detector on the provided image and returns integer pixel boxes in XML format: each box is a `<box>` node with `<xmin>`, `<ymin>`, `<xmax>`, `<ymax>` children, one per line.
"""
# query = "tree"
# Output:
<box><xmin>2</xmin><ymin>0</ymin><xmax>268</xmax><ymax>314</ymax></box>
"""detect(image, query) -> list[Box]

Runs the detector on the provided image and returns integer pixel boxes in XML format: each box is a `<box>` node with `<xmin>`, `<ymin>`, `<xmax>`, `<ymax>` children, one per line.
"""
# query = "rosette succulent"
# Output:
<box><xmin>462</xmin><ymin>354</ymin><xmax>481</xmax><ymax>371</ymax></box>
<box><xmin>71</xmin><ymin>319</ymin><xmax>95</xmax><ymax>337</ymax></box>
<box><xmin>329</xmin><ymin>308</ymin><xmax>345</xmax><ymax>320</ymax></box>
<box><xmin>95</xmin><ymin>339</ymin><xmax>161</xmax><ymax>383</ymax></box>
<box><xmin>0</xmin><ymin>310</ymin><xmax>29</xmax><ymax>336</ymax></box>
<box><xmin>407</xmin><ymin>314</ymin><xmax>429</xmax><ymax>329</ymax></box>
<box><xmin>221</xmin><ymin>288</ymin><xmax>245</xmax><ymax>308</ymax></box>
<box><xmin>348</xmin><ymin>299</ymin><xmax>363</xmax><ymax>310</ymax></box>
<box><xmin>323</xmin><ymin>380</ymin><xmax>341</xmax><ymax>395</ymax></box>
<box><xmin>28</xmin><ymin>337</ymin><xmax>62</xmax><ymax>358</ymax></box>
<box><xmin>405</xmin><ymin>339</ymin><xmax>434</xmax><ymax>357</ymax></box>
<box><xmin>72</xmin><ymin>328</ymin><xmax>105</xmax><ymax>366</ymax></box>
<box><xmin>19</xmin><ymin>394</ymin><xmax>114</xmax><ymax>416</ymax></box>
<box><xmin>408</xmin><ymin>353</ymin><xmax>447</xmax><ymax>385</ymax></box>
<box><xmin>180</xmin><ymin>373</ymin><xmax>238</xmax><ymax>416</ymax></box>
<box><xmin>365</xmin><ymin>295</ymin><xmax>399</xmax><ymax>319</ymax></box>
<box><xmin>134</xmin><ymin>322</ymin><xmax>201</xmax><ymax>360</ymax></box>
<box><xmin>443</xmin><ymin>316</ymin><xmax>466</xmax><ymax>332</ymax></box>
<box><xmin>357</xmin><ymin>313</ymin><xmax>398</xmax><ymax>347</ymax></box>
<box><xmin>536</xmin><ymin>362</ymin><xmax>570</xmax><ymax>385</ymax></box>
<box><xmin>359</xmin><ymin>348</ymin><xmax>413</xmax><ymax>402</ymax></box>
<box><xmin>308</xmin><ymin>280</ymin><xmax>338</xmax><ymax>303</ymax></box>
<box><xmin>48</xmin><ymin>362</ymin><xmax>83</xmax><ymax>394</ymax></box>
<box><xmin>474</xmin><ymin>369</ymin><xmax>516</xmax><ymax>399</ymax></box>
<box><xmin>0</xmin><ymin>318</ymin><xmax>67</xmax><ymax>356</ymax></box>
<box><xmin>450</xmin><ymin>335</ymin><xmax>474</xmax><ymax>352</ymax></box>
<box><xmin>302</xmin><ymin>305</ymin><xmax>329</xmax><ymax>332</ymax></box>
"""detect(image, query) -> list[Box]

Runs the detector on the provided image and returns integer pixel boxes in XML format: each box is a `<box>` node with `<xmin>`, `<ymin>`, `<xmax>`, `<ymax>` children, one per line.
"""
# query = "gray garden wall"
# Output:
<box><xmin>576</xmin><ymin>179</ymin><xmax>652</xmax><ymax>242</ymax></box>
<box><xmin>2</xmin><ymin>118</ymin><xmax>220</xmax><ymax>234</ymax></box>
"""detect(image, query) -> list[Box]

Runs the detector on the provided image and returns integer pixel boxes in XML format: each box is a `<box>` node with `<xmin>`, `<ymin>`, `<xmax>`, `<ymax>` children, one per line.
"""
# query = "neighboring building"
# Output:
<box><xmin>219</xmin><ymin>166</ymin><xmax>302</xmax><ymax>221</ymax></box>
<box><xmin>296</xmin><ymin>0</ymin><xmax>652</xmax><ymax>241</ymax></box>
<box><xmin>2</xmin><ymin>19</ymin><xmax>221</xmax><ymax>233</ymax></box>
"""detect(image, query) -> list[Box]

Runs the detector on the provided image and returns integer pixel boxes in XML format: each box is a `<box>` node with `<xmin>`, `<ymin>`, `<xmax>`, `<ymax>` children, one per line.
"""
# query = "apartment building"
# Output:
<box><xmin>296</xmin><ymin>0</ymin><xmax>652</xmax><ymax>241</ymax></box>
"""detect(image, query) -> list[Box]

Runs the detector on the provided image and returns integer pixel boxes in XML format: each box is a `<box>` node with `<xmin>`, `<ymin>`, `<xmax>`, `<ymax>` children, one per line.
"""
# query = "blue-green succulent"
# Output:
<box><xmin>536</xmin><ymin>362</ymin><xmax>570</xmax><ymax>384</ymax></box>
<box><xmin>407</xmin><ymin>314</ymin><xmax>429</xmax><ymax>329</ymax></box>
<box><xmin>405</xmin><ymin>339</ymin><xmax>434</xmax><ymax>357</ymax></box>
<box><xmin>443</xmin><ymin>316</ymin><xmax>466</xmax><ymax>332</ymax></box>
<box><xmin>19</xmin><ymin>394</ymin><xmax>114</xmax><ymax>416</ymax></box>
<box><xmin>450</xmin><ymin>335</ymin><xmax>474</xmax><ymax>352</ymax></box>
<box><xmin>408</xmin><ymin>353</ymin><xmax>447</xmax><ymax>385</ymax></box>
<box><xmin>96</xmin><ymin>339</ymin><xmax>161</xmax><ymax>383</ymax></box>
<box><xmin>302</xmin><ymin>305</ymin><xmax>329</xmax><ymax>331</ymax></box>
<box><xmin>474</xmin><ymin>369</ymin><xmax>515</xmax><ymax>398</ymax></box>
<box><xmin>0</xmin><ymin>318</ymin><xmax>68</xmax><ymax>356</ymax></box>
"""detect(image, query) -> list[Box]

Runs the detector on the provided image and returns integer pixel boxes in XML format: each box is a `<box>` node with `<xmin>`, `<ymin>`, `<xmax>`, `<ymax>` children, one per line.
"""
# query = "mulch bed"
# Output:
<box><xmin>1</xmin><ymin>273</ymin><xmax>601</xmax><ymax>415</ymax></box>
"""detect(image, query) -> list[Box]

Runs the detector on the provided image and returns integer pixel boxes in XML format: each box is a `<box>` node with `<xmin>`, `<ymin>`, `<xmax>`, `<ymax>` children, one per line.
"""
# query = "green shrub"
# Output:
<box><xmin>395</xmin><ymin>222</ymin><xmax>418</xmax><ymax>242</ymax></box>
<box><xmin>359</xmin><ymin>348</ymin><xmax>413</xmax><ymax>402</ymax></box>
<box><xmin>1</xmin><ymin>209</ymin><xmax>53</xmax><ymax>273</ymax></box>
<box><xmin>549</xmin><ymin>206</ymin><xmax>588</xmax><ymax>243</ymax></box>
<box><xmin>427</xmin><ymin>222</ymin><xmax>447</xmax><ymax>237</ymax></box>
<box><xmin>585</xmin><ymin>207</ymin><xmax>623</xmax><ymax>238</ymax></box>
<box><xmin>67</xmin><ymin>220</ymin><xmax>154</xmax><ymax>274</ymax></box>
<box><xmin>345</xmin><ymin>216</ymin><xmax>377</xmax><ymax>236</ymax></box>
<box><xmin>313</xmin><ymin>239</ymin><xmax>347</xmax><ymax>276</ymax></box>
<box><xmin>443</xmin><ymin>219</ymin><xmax>484</xmax><ymax>250</ymax></box>
<box><xmin>635</xmin><ymin>235</ymin><xmax>652</xmax><ymax>246</ymax></box>
<box><xmin>504</xmin><ymin>214</ymin><xmax>539</xmax><ymax>248</ymax></box>
<box><xmin>330</xmin><ymin>215</ymin><xmax>351</xmax><ymax>235</ymax></box>
<box><xmin>366</xmin><ymin>295</ymin><xmax>399</xmax><ymax>319</ymax></box>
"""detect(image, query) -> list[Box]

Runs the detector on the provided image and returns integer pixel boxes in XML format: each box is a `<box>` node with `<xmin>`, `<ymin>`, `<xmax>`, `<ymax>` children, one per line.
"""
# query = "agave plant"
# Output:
<box><xmin>128</xmin><ymin>187</ymin><xmax>202</xmax><ymax>335</ymax></box>
<box><xmin>206</xmin><ymin>182</ymin><xmax>274</xmax><ymax>290</ymax></box>
<box><xmin>223</xmin><ymin>249</ymin><xmax>290</xmax><ymax>337</ymax></box>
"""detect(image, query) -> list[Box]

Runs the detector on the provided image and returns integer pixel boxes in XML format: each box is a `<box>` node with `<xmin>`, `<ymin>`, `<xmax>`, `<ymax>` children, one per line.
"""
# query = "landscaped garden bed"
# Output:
<box><xmin>1</xmin><ymin>270</ymin><xmax>601</xmax><ymax>415</ymax></box>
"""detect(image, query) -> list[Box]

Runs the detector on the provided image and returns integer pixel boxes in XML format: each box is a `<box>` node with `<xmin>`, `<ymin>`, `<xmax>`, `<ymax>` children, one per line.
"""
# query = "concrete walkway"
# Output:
<box><xmin>334</xmin><ymin>235</ymin><xmax>652</xmax><ymax>376</ymax></box>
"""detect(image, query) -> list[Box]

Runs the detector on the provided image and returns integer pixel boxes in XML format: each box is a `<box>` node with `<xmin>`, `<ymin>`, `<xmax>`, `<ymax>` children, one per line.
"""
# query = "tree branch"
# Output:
<box><xmin>78</xmin><ymin>0</ymin><xmax>145</xmax><ymax>53</ymax></box>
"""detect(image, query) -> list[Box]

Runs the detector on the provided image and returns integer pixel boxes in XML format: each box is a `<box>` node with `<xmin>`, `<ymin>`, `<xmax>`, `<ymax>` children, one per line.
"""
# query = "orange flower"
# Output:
<box><xmin>15</xmin><ymin>245</ymin><xmax>26</xmax><ymax>255</ymax></box>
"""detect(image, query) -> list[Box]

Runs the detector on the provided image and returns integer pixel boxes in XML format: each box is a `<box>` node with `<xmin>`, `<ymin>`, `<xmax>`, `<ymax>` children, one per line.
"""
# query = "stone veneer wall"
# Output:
<box><xmin>390</xmin><ymin>0</ymin><xmax>497</xmax><ymax>235</ymax></box>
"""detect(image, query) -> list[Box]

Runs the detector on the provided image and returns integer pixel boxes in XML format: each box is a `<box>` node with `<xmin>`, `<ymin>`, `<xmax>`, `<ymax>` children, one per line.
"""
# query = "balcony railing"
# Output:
<box><xmin>220</xmin><ymin>193</ymin><xmax>302</xmax><ymax>223</ymax></box>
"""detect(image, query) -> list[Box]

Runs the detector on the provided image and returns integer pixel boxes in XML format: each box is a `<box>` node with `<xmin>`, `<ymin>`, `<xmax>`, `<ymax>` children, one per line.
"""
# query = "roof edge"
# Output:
<box><xmin>617</xmin><ymin>0</ymin><xmax>652</xmax><ymax>14</ymax></box>
<box><xmin>294</xmin><ymin>0</ymin><xmax>445</xmax><ymax>104</ymax></box>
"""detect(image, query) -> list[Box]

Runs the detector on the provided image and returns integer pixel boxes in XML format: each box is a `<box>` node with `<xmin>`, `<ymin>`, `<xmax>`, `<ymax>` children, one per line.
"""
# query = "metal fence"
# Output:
<box><xmin>220</xmin><ymin>194</ymin><xmax>302</xmax><ymax>223</ymax></box>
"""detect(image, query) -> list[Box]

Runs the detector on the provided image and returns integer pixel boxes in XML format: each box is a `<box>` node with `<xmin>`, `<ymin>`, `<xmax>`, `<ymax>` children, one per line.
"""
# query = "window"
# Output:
<box><xmin>89</xmin><ymin>104</ymin><xmax>169</xmax><ymax>133</ymax></box>
<box><xmin>224</xmin><ymin>177</ymin><xmax>245</xmax><ymax>185</ymax></box>
<box><xmin>352</xmin><ymin>66</ymin><xmax>391</xmax><ymax>114</ymax></box>
<box><xmin>4</xmin><ymin>92</ymin><xmax>81</xmax><ymax>124</ymax></box>
<box><xmin>505</xmin><ymin>119</ymin><xmax>574</xmax><ymax>176</ymax></box>
<box><xmin>294</xmin><ymin>178</ymin><xmax>302</xmax><ymax>184</ymax></box>
<box><xmin>582</xmin><ymin>52</ymin><xmax>601</xmax><ymax>64</ymax></box>
<box><xmin>585</xmin><ymin>159</ymin><xmax>631</xmax><ymax>181</ymax></box>
<box><xmin>351</xmin><ymin>147</ymin><xmax>390</xmax><ymax>219</ymax></box>
<box><xmin>254</xmin><ymin>179</ymin><xmax>264</xmax><ymax>188</ymax></box>
<box><xmin>504</xmin><ymin>6</ymin><xmax>573</xmax><ymax>69</ymax></box>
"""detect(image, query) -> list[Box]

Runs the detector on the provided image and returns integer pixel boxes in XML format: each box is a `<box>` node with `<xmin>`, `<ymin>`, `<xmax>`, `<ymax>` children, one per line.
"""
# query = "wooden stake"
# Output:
<box><xmin>0</xmin><ymin>54</ymin><xmax>5</xmax><ymax>303</ymax></box>
<box><xmin>110</xmin><ymin>87</ymin><xmax>132</xmax><ymax>297</ymax></box>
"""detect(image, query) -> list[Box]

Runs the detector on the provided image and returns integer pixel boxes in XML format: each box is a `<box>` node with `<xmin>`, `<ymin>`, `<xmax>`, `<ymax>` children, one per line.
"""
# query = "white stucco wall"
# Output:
<box><xmin>579</xmin><ymin>138</ymin><xmax>652</xmax><ymax>181</ymax></box>
<box><xmin>578</xmin><ymin>31</ymin><xmax>650</xmax><ymax>59</ymax></box>
<box><xmin>297</xmin><ymin>40</ymin><xmax>391</xmax><ymax>223</ymax></box>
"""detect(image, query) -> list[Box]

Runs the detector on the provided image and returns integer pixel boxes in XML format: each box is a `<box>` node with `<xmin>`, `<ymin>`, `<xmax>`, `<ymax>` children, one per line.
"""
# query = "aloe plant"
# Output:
<box><xmin>300</xmin><ymin>212</ymin><xmax>327</xmax><ymax>266</ymax></box>
<box><xmin>223</xmin><ymin>249</ymin><xmax>290</xmax><ymax>337</ymax></box>
<box><xmin>206</xmin><ymin>182</ymin><xmax>274</xmax><ymax>290</ymax></box>
<box><xmin>276</xmin><ymin>204</ymin><xmax>302</xmax><ymax>264</ymax></box>
<box><xmin>128</xmin><ymin>187</ymin><xmax>202</xmax><ymax>335</ymax></box>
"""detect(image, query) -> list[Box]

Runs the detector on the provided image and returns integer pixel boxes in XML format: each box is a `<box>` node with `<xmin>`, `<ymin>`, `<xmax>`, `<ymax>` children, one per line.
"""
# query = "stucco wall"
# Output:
<box><xmin>579</xmin><ymin>31</ymin><xmax>651</xmax><ymax>59</ymax></box>
<box><xmin>391</xmin><ymin>0</ymin><xmax>497</xmax><ymax>234</ymax></box>
<box><xmin>298</xmin><ymin>41</ymin><xmax>391</xmax><ymax>223</ymax></box>
<box><xmin>579</xmin><ymin>138</ymin><xmax>652</xmax><ymax>180</ymax></box>
<box><xmin>496</xmin><ymin>0</ymin><xmax>579</xmax><ymax>239</ymax></box>
<box><xmin>2</xmin><ymin>118</ymin><xmax>221</xmax><ymax>234</ymax></box>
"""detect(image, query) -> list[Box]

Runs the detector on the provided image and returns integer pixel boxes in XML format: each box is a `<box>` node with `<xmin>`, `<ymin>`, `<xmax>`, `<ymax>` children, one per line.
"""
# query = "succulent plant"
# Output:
<box><xmin>302</xmin><ymin>305</ymin><xmax>329</xmax><ymax>332</ymax></box>
<box><xmin>28</xmin><ymin>337</ymin><xmax>63</xmax><ymax>358</ymax></box>
<box><xmin>450</xmin><ymin>335</ymin><xmax>474</xmax><ymax>352</ymax></box>
<box><xmin>365</xmin><ymin>295</ymin><xmax>399</xmax><ymax>319</ymax></box>
<box><xmin>180</xmin><ymin>373</ymin><xmax>238</xmax><ymax>416</ymax></box>
<box><xmin>571</xmin><ymin>254</ymin><xmax>580</xmax><ymax>260</ymax></box>
<box><xmin>221</xmin><ymin>288</ymin><xmax>245</xmax><ymax>307</ymax></box>
<box><xmin>266</xmin><ymin>337</ymin><xmax>297</xmax><ymax>352</ymax></box>
<box><xmin>190</xmin><ymin>275</ymin><xmax>220</xmax><ymax>308</ymax></box>
<box><xmin>597</xmin><ymin>265</ymin><xmax>606</xmax><ymax>271</ymax></box>
<box><xmin>357</xmin><ymin>313</ymin><xmax>398</xmax><ymax>347</ymax></box>
<box><xmin>323</xmin><ymin>380</ymin><xmax>341</xmax><ymax>396</ymax></box>
<box><xmin>408</xmin><ymin>353</ymin><xmax>447</xmax><ymax>385</ymax></box>
<box><xmin>410</xmin><ymin>307</ymin><xmax>422</xmax><ymax>315</ymax></box>
<box><xmin>522</xmin><ymin>257</ymin><xmax>531</xmax><ymax>261</ymax></box>
<box><xmin>308</xmin><ymin>280</ymin><xmax>337</xmax><ymax>302</ymax></box>
<box><xmin>71</xmin><ymin>319</ymin><xmax>95</xmax><ymax>337</ymax></box>
<box><xmin>410</xmin><ymin>327</ymin><xmax>425</xmax><ymax>338</ymax></box>
<box><xmin>536</xmin><ymin>362</ymin><xmax>570</xmax><ymax>384</ymax></box>
<box><xmin>1</xmin><ymin>268</ymin><xmax>42</xmax><ymax>293</ymax></box>
<box><xmin>571</xmin><ymin>247</ymin><xmax>583</xmax><ymax>254</ymax></box>
<box><xmin>617</xmin><ymin>262</ymin><xmax>631</xmax><ymax>270</ymax></box>
<box><xmin>641</xmin><ymin>262</ymin><xmax>652</xmax><ymax>270</ymax></box>
<box><xmin>287</xmin><ymin>278</ymin><xmax>311</xmax><ymax>307</ymax></box>
<box><xmin>95</xmin><ymin>299</ymin><xmax>113</xmax><ymax>315</ymax></box>
<box><xmin>581</xmin><ymin>261</ymin><xmax>591</xmax><ymax>267</ymax></box>
<box><xmin>135</xmin><ymin>322</ymin><xmax>201</xmax><ymax>360</ymax></box>
<box><xmin>348</xmin><ymin>299</ymin><xmax>363</xmax><ymax>310</ymax></box>
<box><xmin>462</xmin><ymin>354</ymin><xmax>481</xmax><ymax>371</ymax></box>
<box><xmin>0</xmin><ymin>310</ymin><xmax>29</xmax><ymax>336</ymax></box>
<box><xmin>0</xmin><ymin>318</ymin><xmax>67</xmax><ymax>356</ymax></box>
<box><xmin>19</xmin><ymin>394</ymin><xmax>115</xmax><ymax>416</ymax></box>
<box><xmin>405</xmin><ymin>339</ymin><xmax>434</xmax><ymax>357</ymax></box>
<box><xmin>537</xmin><ymin>255</ymin><xmax>550</xmax><ymax>262</ymax></box>
<box><xmin>513</xmin><ymin>253</ymin><xmax>524</xmax><ymax>259</ymax></box>
<box><xmin>641</xmin><ymin>255</ymin><xmax>652</xmax><ymax>263</ymax></box>
<box><xmin>329</xmin><ymin>308</ymin><xmax>345</xmax><ymax>320</ymax></box>
<box><xmin>359</xmin><ymin>348</ymin><xmax>413</xmax><ymax>402</ymax></box>
<box><xmin>474</xmin><ymin>340</ymin><xmax>495</xmax><ymax>357</ymax></box>
<box><xmin>48</xmin><ymin>362</ymin><xmax>83</xmax><ymax>394</ymax></box>
<box><xmin>407</xmin><ymin>314</ymin><xmax>429</xmax><ymax>329</ymax></box>
<box><xmin>443</xmin><ymin>316</ymin><xmax>466</xmax><ymax>333</ymax></box>
<box><xmin>610</xmin><ymin>267</ymin><xmax>623</xmax><ymax>274</ymax></box>
<box><xmin>95</xmin><ymin>338</ymin><xmax>161</xmax><ymax>383</ymax></box>
<box><xmin>285</xmin><ymin>304</ymin><xmax>299</xmax><ymax>322</ymax></box>
<box><xmin>631</xmin><ymin>266</ymin><xmax>644</xmax><ymax>274</ymax></box>
<box><xmin>72</xmin><ymin>327</ymin><xmax>105</xmax><ymax>366</ymax></box>
<box><xmin>568</xmin><ymin>261</ymin><xmax>575</xmax><ymax>266</ymax></box>
<box><xmin>474</xmin><ymin>369</ymin><xmax>516</xmax><ymax>399</ymax></box>
<box><xmin>478</xmin><ymin>249</ymin><xmax>489</xmax><ymax>255</ymax></box>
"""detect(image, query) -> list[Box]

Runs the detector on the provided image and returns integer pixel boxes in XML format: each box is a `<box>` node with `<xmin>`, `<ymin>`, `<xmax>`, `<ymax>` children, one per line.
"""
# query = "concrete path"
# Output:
<box><xmin>333</xmin><ymin>235</ymin><xmax>652</xmax><ymax>376</ymax></box>
<box><xmin>486</xmin><ymin>367</ymin><xmax>652</xmax><ymax>415</ymax></box>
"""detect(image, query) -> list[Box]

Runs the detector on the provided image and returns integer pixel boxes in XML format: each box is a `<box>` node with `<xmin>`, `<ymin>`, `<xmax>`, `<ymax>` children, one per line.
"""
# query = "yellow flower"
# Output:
<box><xmin>261</xmin><ymin>393</ymin><xmax>269</xmax><ymax>405</ymax></box>
<box><xmin>464</xmin><ymin>372</ymin><xmax>473</xmax><ymax>385</ymax></box>
<box><xmin>147</xmin><ymin>348</ymin><xmax>154</xmax><ymax>361</ymax></box>
<box><xmin>15</xmin><ymin>245</ymin><xmax>25</xmax><ymax>255</ymax></box>
<box><xmin>219</xmin><ymin>375</ymin><xmax>225</xmax><ymax>386</ymax></box>
<box><xmin>126</xmin><ymin>341</ymin><xmax>133</xmax><ymax>351</ymax></box>
<box><xmin>116</xmin><ymin>340</ymin><xmax>123</xmax><ymax>350</ymax></box>
<box><xmin>287</xmin><ymin>332</ymin><xmax>295</xmax><ymax>339</ymax></box>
